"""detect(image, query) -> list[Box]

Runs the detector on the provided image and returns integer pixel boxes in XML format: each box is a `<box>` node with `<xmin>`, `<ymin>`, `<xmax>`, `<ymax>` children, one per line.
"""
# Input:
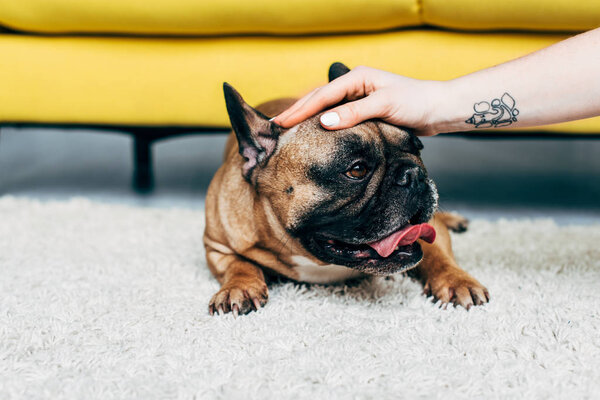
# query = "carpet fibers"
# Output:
<box><xmin>1</xmin><ymin>197</ymin><xmax>599</xmax><ymax>399</ymax></box>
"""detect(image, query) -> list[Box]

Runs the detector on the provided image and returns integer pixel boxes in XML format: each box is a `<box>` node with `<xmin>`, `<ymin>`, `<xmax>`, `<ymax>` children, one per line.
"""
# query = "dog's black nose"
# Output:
<box><xmin>395</xmin><ymin>166</ymin><xmax>426</xmax><ymax>188</ymax></box>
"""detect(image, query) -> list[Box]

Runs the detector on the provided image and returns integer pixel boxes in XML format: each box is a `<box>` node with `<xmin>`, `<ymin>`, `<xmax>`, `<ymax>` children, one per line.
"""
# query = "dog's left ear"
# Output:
<box><xmin>328</xmin><ymin>62</ymin><xmax>351</xmax><ymax>82</ymax></box>
<box><xmin>223</xmin><ymin>83</ymin><xmax>281</xmax><ymax>182</ymax></box>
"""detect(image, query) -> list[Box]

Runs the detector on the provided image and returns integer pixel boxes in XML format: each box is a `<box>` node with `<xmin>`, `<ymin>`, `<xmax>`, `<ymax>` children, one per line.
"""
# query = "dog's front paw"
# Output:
<box><xmin>423</xmin><ymin>267</ymin><xmax>489</xmax><ymax>310</ymax></box>
<box><xmin>208</xmin><ymin>280</ymin><xmax>268</xmax><ymax>317</ymax></box>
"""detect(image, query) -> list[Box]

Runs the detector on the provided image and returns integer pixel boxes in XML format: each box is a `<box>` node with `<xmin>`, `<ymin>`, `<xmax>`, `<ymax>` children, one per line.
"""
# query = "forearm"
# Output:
<box><xmin>432</xmin><ymin>28</ymin><xmax>600</xmax><ymax>134</ymax></box>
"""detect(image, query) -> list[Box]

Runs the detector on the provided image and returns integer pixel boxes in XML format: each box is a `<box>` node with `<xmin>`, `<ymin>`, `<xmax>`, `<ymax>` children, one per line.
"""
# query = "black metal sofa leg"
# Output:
<box><xmin>132</xmin><ymin>134</ymin><xmax>154</xmax><ymax>193</ymax></box>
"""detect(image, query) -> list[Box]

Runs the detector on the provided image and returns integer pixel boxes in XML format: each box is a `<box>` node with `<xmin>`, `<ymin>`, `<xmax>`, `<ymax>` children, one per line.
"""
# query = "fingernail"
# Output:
<box><xmin>320</xmin><ymin>112</ymin><xmax>340</xmax><ymax>127</ymax></box>
<box><xmin>268</xmin><ymin>117</ymin><xmax>276</xmax><ymax>121</ymax></box>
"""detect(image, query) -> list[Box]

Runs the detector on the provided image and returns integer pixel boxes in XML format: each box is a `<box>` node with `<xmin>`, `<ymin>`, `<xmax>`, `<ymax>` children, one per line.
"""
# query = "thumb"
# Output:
<box><xmin>319</xmin><ymin>95</ymin><xmax>386</xmax><ymax>130</ymax></box>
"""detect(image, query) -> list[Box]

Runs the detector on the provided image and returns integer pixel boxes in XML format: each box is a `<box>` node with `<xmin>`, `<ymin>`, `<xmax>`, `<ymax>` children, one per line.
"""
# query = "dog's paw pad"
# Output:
<box><xmin>208</xmin><ymin>281</ymin><xmax>268</xmax><ymax>316</ymax></box>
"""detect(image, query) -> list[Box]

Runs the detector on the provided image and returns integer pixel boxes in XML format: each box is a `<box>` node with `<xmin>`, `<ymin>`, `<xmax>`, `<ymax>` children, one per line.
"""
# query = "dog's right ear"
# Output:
<box><xmin>223</xmin><ymin>83</ymin><xmax>281</xmax><ymax>182</ymax></box>
<box><xmin>328</xmin><ymin>62</ymin><xmax>351</xmax><ymax>82</ymax></box>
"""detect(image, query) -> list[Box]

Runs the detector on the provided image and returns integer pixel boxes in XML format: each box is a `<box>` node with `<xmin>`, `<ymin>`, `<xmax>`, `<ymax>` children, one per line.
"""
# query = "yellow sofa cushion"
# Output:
<box><xmin>424</xmin><ymin>0</ymin><xmax>600</xmax><ymax>32</ymax></box>
<box><xmin>0</xmin><ymin>0</ymin><xmax>420</xmax><ymax>35</ymax></box>
<box><xmin>1</xmin><ymin>30</ymin><xmax>599</xmax><ymax>134</ymax></box>
<box><xmin>0</xmin><ymin>0</ymin><xmax>597</xmax><ymax>34</ymax></box>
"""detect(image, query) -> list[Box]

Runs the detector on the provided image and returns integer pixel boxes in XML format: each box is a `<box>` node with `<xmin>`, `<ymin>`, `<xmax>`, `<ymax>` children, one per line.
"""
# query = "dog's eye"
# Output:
<box><xmin>345</xmin><ymin>162</ymin><xmax>369</xmax><ymax>180</ymax></box>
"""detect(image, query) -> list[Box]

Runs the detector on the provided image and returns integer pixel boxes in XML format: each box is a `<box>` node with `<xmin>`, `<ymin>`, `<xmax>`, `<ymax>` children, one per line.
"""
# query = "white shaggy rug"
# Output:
<box><xmin>1</xmin><ymin>197</ymin><xmax>599</xmax><ymax>399</ymax></box>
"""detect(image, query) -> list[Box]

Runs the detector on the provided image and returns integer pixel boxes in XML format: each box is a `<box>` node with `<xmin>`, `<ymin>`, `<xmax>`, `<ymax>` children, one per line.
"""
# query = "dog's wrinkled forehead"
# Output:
<box><xmin>277</xmin><ymin>114</ymin><xmax>420</xmax><ymax>162</ymax></box>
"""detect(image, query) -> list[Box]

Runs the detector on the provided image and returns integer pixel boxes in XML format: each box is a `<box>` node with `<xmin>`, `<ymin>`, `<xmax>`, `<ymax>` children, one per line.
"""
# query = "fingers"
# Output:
<box><xmin>273</xmin><ymin>83</ymin><xmax>347</xmax><ymax>128</ymax></box>
<box><xmin>319</xmin><ymin>93</ymin><xmax>388</xmax><ymax>130</ymax></box>
<box><xmin>273</xmin><ymin>68</ymin><xmax>371</xmax><ymax>128</ymax></box>
<box><xmin>272</xmin><ymin>87</ymin><xmax>321</xmax><ymax>125</ymax></box>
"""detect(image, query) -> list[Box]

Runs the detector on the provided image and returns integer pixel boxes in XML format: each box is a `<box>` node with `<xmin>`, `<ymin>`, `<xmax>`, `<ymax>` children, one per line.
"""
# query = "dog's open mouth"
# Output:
<box><xmin>313</xmin><ymin>223</ymin><xmax>436</xmax><ymax>262</ymax></box>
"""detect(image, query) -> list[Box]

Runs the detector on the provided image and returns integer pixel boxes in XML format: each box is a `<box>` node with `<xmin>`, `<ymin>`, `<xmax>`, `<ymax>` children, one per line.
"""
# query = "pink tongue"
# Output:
<box><xmin>367</xmin><ymin>223</ymin><xmax>436</xmax><ymax>258</ymax></box>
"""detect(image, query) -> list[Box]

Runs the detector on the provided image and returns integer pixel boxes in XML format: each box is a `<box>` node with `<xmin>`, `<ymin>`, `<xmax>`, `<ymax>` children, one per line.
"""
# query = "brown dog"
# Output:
<box><xmin>204</xmin><ymin>63</ymin><xmax>489</xmax><ymax>316</ymax></box>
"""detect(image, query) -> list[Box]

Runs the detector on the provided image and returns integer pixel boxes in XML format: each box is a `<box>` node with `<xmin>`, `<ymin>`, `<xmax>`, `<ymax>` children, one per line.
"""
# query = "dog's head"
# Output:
<box><xmin>223</xmin><ymin>63</ymin><xmax>438</xmax><ymax>275</ymax></box>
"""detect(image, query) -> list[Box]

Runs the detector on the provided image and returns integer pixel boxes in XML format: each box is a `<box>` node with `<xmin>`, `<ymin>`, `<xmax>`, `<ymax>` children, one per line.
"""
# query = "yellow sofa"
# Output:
<box><xmin>0</xmin><ymin>0</ymin><xmax>598</xmax><ymax>189</ymax></box>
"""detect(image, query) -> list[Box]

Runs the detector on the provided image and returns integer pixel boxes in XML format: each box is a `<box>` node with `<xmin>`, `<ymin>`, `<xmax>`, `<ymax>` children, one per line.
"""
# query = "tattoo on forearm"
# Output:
<box><xmin>465</xmin><ymin>93</ymin><xmax>519</xmax><ymax>128</ymax></box>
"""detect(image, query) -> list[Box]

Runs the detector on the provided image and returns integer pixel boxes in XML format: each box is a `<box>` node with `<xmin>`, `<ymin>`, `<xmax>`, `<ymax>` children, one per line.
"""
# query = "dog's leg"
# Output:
<box><xmin>206</xmin><ymin>247</ymin><xmax>268</xmax><ymax>317</ymax></box>
<box><xmin>414</xmin><ymin>213</ymin><xmax>489</xmax><ymax>309</ymax></box>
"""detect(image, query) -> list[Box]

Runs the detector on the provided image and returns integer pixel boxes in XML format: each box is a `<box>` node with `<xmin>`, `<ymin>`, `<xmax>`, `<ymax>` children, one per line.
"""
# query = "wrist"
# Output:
<box><xmin>424</xmin><ymin>80</ymin><xmax>467</xmax><ymax>135</ymax></box>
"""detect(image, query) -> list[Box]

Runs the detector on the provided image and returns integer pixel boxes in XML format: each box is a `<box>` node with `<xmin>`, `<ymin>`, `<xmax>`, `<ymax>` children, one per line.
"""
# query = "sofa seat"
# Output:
<box><xmin>0</xmin><ymin>0</ymin><xmax>598</xmax><ymax>35</ymax></box>
<box><xmin>1</xmin><ymin>30</ymin><xmax>599</xmax><ymax>134</ymax></box>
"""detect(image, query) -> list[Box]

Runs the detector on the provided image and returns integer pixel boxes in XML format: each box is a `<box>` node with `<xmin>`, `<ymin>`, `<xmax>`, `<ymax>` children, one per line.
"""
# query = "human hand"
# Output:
<box><xmin>272</xmin><ymin>66</ymin><xmax>446</xmax><ymax>136</ymax></box>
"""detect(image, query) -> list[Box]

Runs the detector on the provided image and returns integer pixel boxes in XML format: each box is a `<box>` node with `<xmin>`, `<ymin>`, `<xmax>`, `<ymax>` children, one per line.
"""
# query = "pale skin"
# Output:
<box><xmin>273</xmin><ymin>28</ymin><xmax>600</xmax><ymax>136</ymax></box>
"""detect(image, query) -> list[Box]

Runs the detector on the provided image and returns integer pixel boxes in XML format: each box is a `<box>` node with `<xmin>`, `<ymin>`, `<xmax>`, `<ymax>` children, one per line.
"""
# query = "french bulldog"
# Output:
<box><xmin>204</xmin><ymin>62</ymin><xmax>489</xmax><ymax>316</ymax></box>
